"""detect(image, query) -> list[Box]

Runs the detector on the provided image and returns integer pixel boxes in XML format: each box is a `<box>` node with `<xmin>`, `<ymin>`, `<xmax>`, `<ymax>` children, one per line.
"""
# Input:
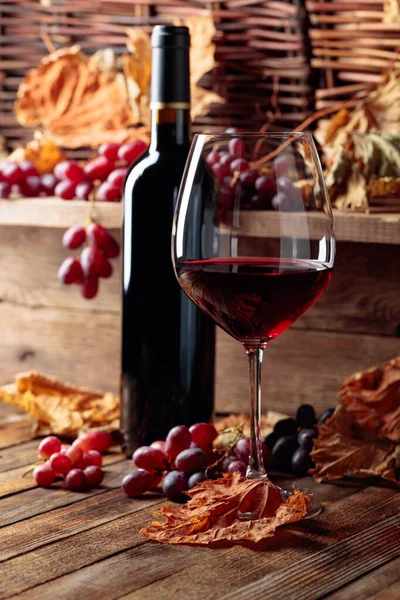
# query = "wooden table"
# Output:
<box><xmin>0</xmin><ymin>404</ymin><xmax>399</xmax><ymax>600</ymax></box>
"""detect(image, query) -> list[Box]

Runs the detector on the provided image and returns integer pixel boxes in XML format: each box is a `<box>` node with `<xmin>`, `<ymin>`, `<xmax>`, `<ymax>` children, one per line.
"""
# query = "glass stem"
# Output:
<box><xmin>245</xmin><ymin>346</ymin><xmax>266</xmax><ymax>477</ymax></box>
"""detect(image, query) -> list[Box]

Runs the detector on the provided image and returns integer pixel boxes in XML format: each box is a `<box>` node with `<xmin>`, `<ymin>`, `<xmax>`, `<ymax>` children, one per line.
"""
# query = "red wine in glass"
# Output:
<box><xmin>177</xmin><ymin>258</ymin><xmax>332</xmax><ymax>346</ymax></box>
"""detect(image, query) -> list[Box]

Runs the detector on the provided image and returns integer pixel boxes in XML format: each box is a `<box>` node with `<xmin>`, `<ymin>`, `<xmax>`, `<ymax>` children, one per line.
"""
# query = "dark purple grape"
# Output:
<box><xmin>206</xmin><ymin>151</ymin><xmax>221</xmax><ymax>166</ymax></box>
<box><xmin>122</xmin><ymin>470</ymin><xmax>153</xmax><ymax>497</ymax></box>
<box><xmin>234</xmin><ymin>437</ymin><xmax>250</xmax><ymax>463</ymax></box>
<box><xmin>255</xmin><ymin>175</ymin><xmax>274</xmax><ymax>194</ymax></box>
<box><xmin>272</xmin><ymin>435</ymin><xmax>299</xmax><ymax>470</ymax></box>
<box><xmin>162</xmin><ymin>470</ymin><xmax>188</xmax><ymax>501</ymax></box>
<box><xmin>291</xmin><ymin>447</ymin><xmax>312</xmax><ymax>477</ymax></box>
<box><xmin>271</xmin><ymin>192</ymin><xmax>292</xmax><ymax>211</ymax></box>
<box><xmin>297</xmin><ymin>427</ymin><xmax>318</xmax><ymax>451</ymax></box>
<box><xmin>175</xmin><ymin>447</ymin><xmax>206</xmax><ymax>474</ymax></box>
<box><xmin>221</xmin><ymin>456</ymin><xmax>237</xmax><ymax>472</ymax></box>
<box><xmin>296</xmin><ymin>404</ymin><xmax>316</xmax><ymax>428</ymax></box>
<box><xmin>227</xmin><ymin>460</ymin><xmax>247</xmax><ymax>475</ymax></box>
<box><xmin>264</xmin><ymin>431</ymin><xmax>280</xmax><ymax>450</ymax></box>
<box><xmin>230</xmin><ymin>158</ymin><xmax>248</xmax><ymax>173</ymax></box>
<box><xmin>229</xmin><ymin>138</ymin><xmax>245</xmax><ymax>157</ymax></box>
<box><xmin>188</xmin><ymin>472</ymin><xmax>207</xmax><ymax>489</ymax></box>
<box><xmin>317</xmin><ymin>408</ymin><xmax>335</xmax><ymax>426</ymax></box>
<box><xmin>274</xmin><ymin>418</ymin><xmax>298</xmax><ymax>437</ymax></box>
<box><xmin>239</xmin><ymin>170</ymin><xmax>258</xmax><ymax>187</ymax></box>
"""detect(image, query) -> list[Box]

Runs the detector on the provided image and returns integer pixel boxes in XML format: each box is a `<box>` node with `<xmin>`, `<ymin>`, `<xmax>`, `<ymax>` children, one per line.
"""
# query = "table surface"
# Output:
<box><xmin>0</xmin><ymin>404</ymin><xmax>399</xmax><ymax>600</ymax></box>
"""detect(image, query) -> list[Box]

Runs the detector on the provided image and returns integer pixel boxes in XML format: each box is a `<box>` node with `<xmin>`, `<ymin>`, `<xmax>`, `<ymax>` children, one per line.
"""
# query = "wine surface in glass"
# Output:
<box><xmin>177</xmin><ymin>258</ymin><xmax>332</xmax><ymax>345</ymax></box>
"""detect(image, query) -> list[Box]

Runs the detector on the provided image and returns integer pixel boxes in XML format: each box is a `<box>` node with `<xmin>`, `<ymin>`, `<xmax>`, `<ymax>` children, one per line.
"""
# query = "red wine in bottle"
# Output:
<box><xmin>121</xmin><ymin>26</ymin><xmax>215</xmax><ymax>455</ymax></box>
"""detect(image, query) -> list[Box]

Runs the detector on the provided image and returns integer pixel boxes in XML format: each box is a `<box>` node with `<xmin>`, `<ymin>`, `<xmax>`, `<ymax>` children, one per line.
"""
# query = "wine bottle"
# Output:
<box><xmin>121</xmin><ymin>25</ymin><xmax>215</xmax><ymax>455</ymax></box>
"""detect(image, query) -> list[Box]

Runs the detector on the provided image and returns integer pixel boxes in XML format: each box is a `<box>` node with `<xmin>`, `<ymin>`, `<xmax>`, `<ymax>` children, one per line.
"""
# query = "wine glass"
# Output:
<box><xmin>172</xmin><ymin>132</ymin><xmax>335</xmax><ymax>518</ymax></box>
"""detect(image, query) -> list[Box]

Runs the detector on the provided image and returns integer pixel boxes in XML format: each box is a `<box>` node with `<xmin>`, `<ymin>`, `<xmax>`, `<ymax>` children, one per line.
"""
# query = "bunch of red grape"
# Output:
<box><xmin>32</xmin><ymin>430</ymin><xmax>118</xmax><ymax>491</ymax></box>
<box><xmin>0</xmin><ymin>160</ymin><xmax>58</xmax><ymax>199</ymax></box>
<box><xmin>264</xmin><ymin>404</ymin><xmax>334</xmax><ymax>476</ymax></box>
<box><xmin>0</xmin><ymin>140</ymin><xmax>147</xmax><ymax>201</ymax></box>
<box><xmin>206</xmin><ymin>129</ymin><xmax>303</xmax><ymax>213</ymax></box>
<box><xmin>58</xmin><ymin>221</ymin><xmax>120</xmax><ymax>299</ymax></box>
<box><xmin>54</xmin><ymin>141</ymin><xmax>147</xmax><ymax>201</ymax></box>
<box><xmin>121</xmin><ymin>422</ymin><xmax>272</xmax><ymax>502</ymax></box>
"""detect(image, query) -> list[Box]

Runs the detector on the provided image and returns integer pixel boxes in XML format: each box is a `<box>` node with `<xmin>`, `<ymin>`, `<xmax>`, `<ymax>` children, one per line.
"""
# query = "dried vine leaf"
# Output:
<box><xmin>142</xmin><ymin>473</ymin><xmax>312</xmax><ymax>547</ymax></box>
<box><xmin>14</xmin><ymin>45</ymin><xmax>148</xmax><ymax>148</ymax></box>
<box><xmin>383</xmin><ymin>0</ymin><xmax>400</xmax><ymax>23</ymax></box>
<box><xmin>311</xmin><ymin>357</ymin><xmax>400</xmax><ymax>486</ymax></box>
<box><xmin>0</xmin><ymin>371</ymin><xmax>119</xmax><ymax>438</ymax></box>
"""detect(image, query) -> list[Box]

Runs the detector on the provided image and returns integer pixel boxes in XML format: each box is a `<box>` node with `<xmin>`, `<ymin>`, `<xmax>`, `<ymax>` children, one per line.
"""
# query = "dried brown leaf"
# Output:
<box><xmin>311</xmin><ymin>357</ymin><xmax>400</xmax><ymax>486</ymax></box>
<box><xmin>142</xmin><ymin>473</ymin><xmax>312</xmax><ymax>547</ymax></box>
<box><xmin>0</xmin><ymin>371</ymin><xmax>119</xmax><ymax>438</ymax></box>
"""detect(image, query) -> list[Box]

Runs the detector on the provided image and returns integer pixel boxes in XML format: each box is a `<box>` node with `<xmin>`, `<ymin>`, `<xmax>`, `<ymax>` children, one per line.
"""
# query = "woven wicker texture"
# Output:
<box><xmin>0</xmin><ymin>0</ymin><xmax>312</xmax><ymax>152</ymax></box>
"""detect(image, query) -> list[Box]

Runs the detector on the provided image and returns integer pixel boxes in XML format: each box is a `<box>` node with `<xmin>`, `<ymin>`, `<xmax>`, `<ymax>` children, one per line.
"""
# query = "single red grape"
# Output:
<box><xmin>40</xmin><ymin>173</ymin><xmax>58</xmax><ymax>196</ymax></box>
<box><xmin>96</xmin><ymin>182</ymin><xmax>121</xmax><ymax>202</ymax></box>
<box><xmin>54</xmin><ymin>161</ymin><xmax>86</xmax><ymax>183</ymax></box>
<box><xmin>225</xmin><ymin>127</ymin><xmax>239</xmax><ymax>134</ymax></box>
<box><xmin>75</xmin><ymin>181</ymin><xmax>94</xmax><ymax>201</ymax></box>
<box><xmin>150</xmin><ymin>440</ymin><xmax>167</xmax><ymax>455</ymax></box>
<box><xmin>98</xmin><ymin>143</ymin><xmax>121</xmax><ymax>162</ymax></box>
<box><xmin>99</xmin><ymin>258</ymin><xmax>113</xmax><ymax>279</ymax></box>
<box><xmin>33</xmin><ymin>463</ymin><xmax>56</xmax><ymax>487</ymax></box>
<box><xmin>84</xmin><ymin>465</ymin><xmax>104</xmax><ymax>487</ymax></box>
<box><xmin>81</xmin><ymin>276</ymin><xmax>99</xmax><ymax>299</ymax></box>
<box><xmin>122</xmin><ymin>469</ymin><xmax>153</xmax><ymax>497</ymax></box>
<box><xmin>107</xmin><ymin>167</ymin><xmax>128</xmax><ymax>190</ymax></box>
<box><xmin>58</xmin><ymin>257</ymin><xmax>84</xmax><ymax>285</ymax></box>
<box><xmin>80</xmin><ymin>246</ymin><xmax>105</xmax><ymax>277</ymax></box>
<box><xmin>75</xmin><ymin>453</ymin><xmax>93</xmax><ymax>470</ymax></box>
<box><xmin>212</xmin><ymin>162</ymin><xmax>230</xmax><ymax>182</ymax></box>
<box><xmin>62</xmin><ymin>225</ymin><xmax>86</xmax><ymax>250</ymax></box>
<box><xmin>175</xmin><ymin>448</ymin><xmax>206</xmax><ymax>474</ymax></box>
<box><xmin>55</xmin><ymin>180</ymin><xmax>77</xmax><ymax>200</ymax></box>
<box><xmin>38</xmin><ymin>436</ymin><xmax>62</xmax><ymax>459</ymax></box>
<box><xmin>117</xmin><ymin>141</ymin><xmax>147</xmax><ymax>165</ymax></box>
<box><xmin>165</xmin><ymin>425</ymin><xmax>191</xmax><ymax>459</ymax></box>
<box><xmin>227</xmin><ymin>460</ymin><xmax>247</xmax><ymax>475</ymax></box>
<box><xmin>0</xmin><ymin>182</ymin><xmax>11</xmax><ymax>198</ymax></box>
<box><xmin>229</xmin><ymin>138</ymin><xmax>246</xmax><ymax>157</ymax></box>
<box><xmin>230</xmin><ymin>158</ymin><xmax>249</xmax><ymax>173</ymax></box>
<box><xmin>14</xmin><ymin>176</ymin><xmax>42</xmax><ymax>197</ymax></box>
<box><xmin>255</xmin><ymin>175</ymin><xmax>274</xmax><ymax>194</ymax></box>
<box><xmin>133</xmin><ymin>446</ymin><xmax>167</xmax><ymax>471</ymax></box>
<box><xmin>2</xmin><ymin>162</ymin><xmax>23</xmax><ymax>185</ymax></box>
<box><xmin>234</xmin><ymin>438</ymin><xmax>250</xmax><ymax>463</ymax></box>
<box><xmin>206</xmin><ymin>151</ymin><xmax>221</xmax><ymax>166</ymax></box>
<box><xmin>102</xmin><ymin>237</ymin><xmax>120</xmax><ymax>259</ymax></box>
<box><xmin>86</xmin><ymin>222</ymin><xmax>111</xmax><ymax>249</ymax></box>
<box><xmin>162</xmin><ymin>470</ymin><xmax>188</xmax><ymax>501</ymax></box>
<box><xmin>84</xmin><ymin>156</ymin><xmax>115</xmax><ymax>182</ymax></box>
<box><xmin>65</xmin><ymin>468</ymin><xmax>87</xmax><ymax>491</ymax></box>
<box><xmin>87</xmin><ymin>450</ymin><xmax>103</xmax><ymax>467</ymax></box>
<box><xmin>19</xmin><ymin>160</ymin><xmax>39</xmax><ymax>178</ymax></box>
<box><xmin>239</xmin><ymin>170</ymin><xmax>258</xmax><ymax>187</ymax></box>
<box><xmin>219</xmin><ymin>153</ymin><xmax>235</xmax><ymax>167</ymax></box>
<box><xmin>65</xmin><ymin>445</ymin><xmax>83</xmax><ymax>466</ymax></box>
<box><xmin>76</xmin><ymin>430</ymin><xmax>113</xmax><ymax>453</ymax></box>
<box><xmin>49</xmin><ymin>452</ymin><xmax>72</xmax><ymax>475</ymax></box>
<box><xmin>189</xmin><ymin>423</ymin><xmax>218</xmax><ymax>448</ymax></box>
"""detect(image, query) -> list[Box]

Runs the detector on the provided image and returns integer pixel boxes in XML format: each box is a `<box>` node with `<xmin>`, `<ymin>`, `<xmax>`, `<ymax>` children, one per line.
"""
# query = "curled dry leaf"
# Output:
<box><xmin>311</xmin><ymin>357</ymin><xmax>400</xmax><ymax>486</ymax></box>
<box><xmin>0</xmin><ymin>371</ymin><xmax>119</xmax><ymax>438</ymax></box>
<box><xmin>214</xmin><ymin>411</ymin><xmax>287</xmax><ymax>451</ymax></box>
<box><xmin>8</xmin><ymin>134</ymin><xmax>66</xmax><ymax>174</ymax></box>
<box><xmin>142</xmin><ymin>473</ymin><xmax>312</xmax><ymax>548</ymax></box>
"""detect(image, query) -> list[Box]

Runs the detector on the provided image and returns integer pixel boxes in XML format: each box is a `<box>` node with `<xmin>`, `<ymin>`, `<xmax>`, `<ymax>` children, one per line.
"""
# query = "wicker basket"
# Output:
<box><xmin>0</xmin><ymin>0</ymin><xmax>312</xmax><ymax>153</ymax></box>
<box><xmin>306</xmin><ymin>0</ymin><xmax>400</xmax><ymax>109</ymax></box>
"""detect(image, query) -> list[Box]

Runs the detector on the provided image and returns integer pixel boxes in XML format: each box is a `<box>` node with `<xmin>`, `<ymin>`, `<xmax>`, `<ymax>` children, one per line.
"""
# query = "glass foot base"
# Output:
<box><xmin>238</xmin><ymin>480</ymin><xmax>322</xmax><ymax>521</ymax></box>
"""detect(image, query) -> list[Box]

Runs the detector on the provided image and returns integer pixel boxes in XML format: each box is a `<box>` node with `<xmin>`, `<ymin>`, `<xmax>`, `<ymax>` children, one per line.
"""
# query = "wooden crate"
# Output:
<box><xmin>0</xmin><ymin>0</ymin><xmax>312</xmax><ymax>154</ymax></box>
<box><xmin>0</xmin><ymin>199</ymin><xmax>399</xmax><ymax>417</ymax></box>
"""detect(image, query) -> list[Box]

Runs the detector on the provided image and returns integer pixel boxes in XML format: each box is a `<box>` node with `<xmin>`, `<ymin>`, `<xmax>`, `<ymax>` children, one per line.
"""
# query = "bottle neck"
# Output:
<box><xmin>149</xmin><ymin>108</ymin><xmax>190</xmax><ymax>152</ymax></box>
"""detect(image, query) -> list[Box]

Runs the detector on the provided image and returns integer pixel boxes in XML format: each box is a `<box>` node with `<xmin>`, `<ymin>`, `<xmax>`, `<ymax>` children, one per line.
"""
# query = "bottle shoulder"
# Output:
<box><xmin>124</xmin><ymin>148</ymin><xmax>188</xmax><ymax>189</ymax></box>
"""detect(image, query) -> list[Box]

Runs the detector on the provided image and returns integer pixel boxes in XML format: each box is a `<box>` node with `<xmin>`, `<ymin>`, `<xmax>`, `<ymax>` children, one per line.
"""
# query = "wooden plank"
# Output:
<box><xmin>0</xmin><ymin>198</ymin><xmax>121</xmax><ymax>229</ymax></box>
<box><xmin>0</xmin><ymin>450</ymin><xmax>124</xmax><ymax>500</ymax></box>
<box><xmin>215</xmin><ymin>327</ymin><xmax>400</xmax><ymax>416</ymax></box>
<box><xmin>0</xmin><ymin>439</ymin><xmax>40</xmax><ymax>473</ymax></box>
<box><xmin>327</xmin><ymin>557</ymin><xmax>400</xmax><ymax>600</ymax></box>
<box><xmin>116</xmin><ymin>487</ymin><xmax>399</xmax><ymax>600</ymax></box>
<box><xmin>0</xmin><ymin>200</ymin><xmax>399</xmax><ymax>245</ymax></box>
<box><xmin>0</xmin><ymin>410</ymin><xmax>34</xmax><ymax>449</ymax></box>
<box><xmin>0</xmin><ymin>302</ymin><xmax>120</xmax><ymax>394</ymax></box>
<box><xmin>0</xmin><ymin>459</ymin><xmax>130</xmax><ymax>528</ymax></box>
